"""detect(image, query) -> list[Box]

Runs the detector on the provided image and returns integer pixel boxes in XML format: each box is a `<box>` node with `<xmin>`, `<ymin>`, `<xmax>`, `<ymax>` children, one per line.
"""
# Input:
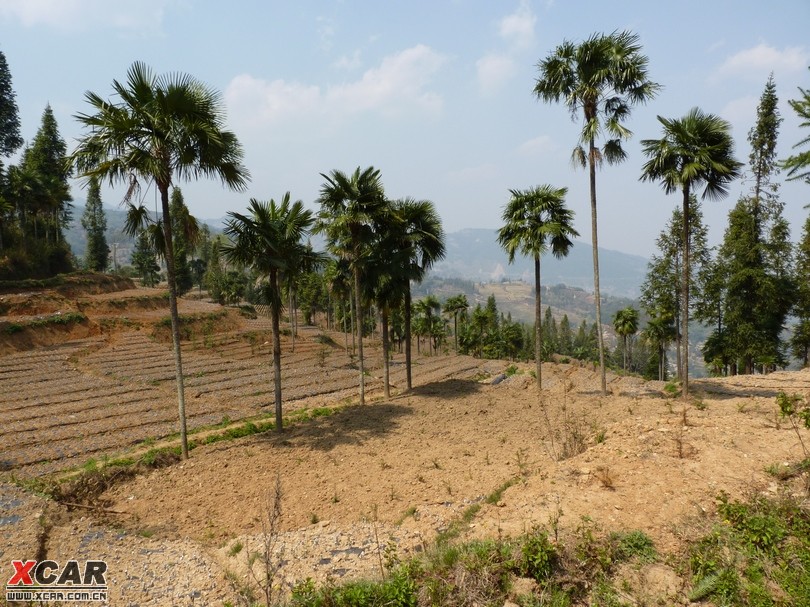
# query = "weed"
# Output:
<box><xmin>519</xmin><ymin>527</ymin><xmax>557</xmax><ymax>581</ymax></box>
<box><xmin>594</xmin><ymin>466</ymin><xmax>614</xmax><ymax>489</ymax></box>
<box><xmin>505</xmin><ymin>364</ymin><xmax>519</xmax><ymax>376</ymax></box>
<box><xmin>664</xmin><ymin>381</ymin><xmax>680</xmax><ymax>398</ymax></box>
<box><xmin>396</xmin><ymin>506</ymin><xmax>417</xmax><ymax>525</ymax></box>
<box><xmin>595</xmin><ymin>428</ymin><xmax>607</xmax><ymax>444</ymax></box>
<box><xmin>693</xmin><ymin>398</ymin><xmax>708</xmax><ymax>411</ymax></box>
<box><xmin>228</xmin><ymin>540</ymin><xmax>244</xmax><ymax>557</ymax></box>
<box><xmin>611</xmin><ymin>530</ymin><xmax>657</xmax><ymax>563</ymax></box>
<box><xmin>514</xmin><ymin>447</ymin><xmax>530</xmax><ymax>476</ymax></box>
<box><xmin>310</xmin><ymin>512</ymin><xmax>320</xmax><ymax>525</ymax></box>
<box><xmin>777</xmin><ymin>391</ymin><xmax>810</xmax><ymax>459</ymax></box>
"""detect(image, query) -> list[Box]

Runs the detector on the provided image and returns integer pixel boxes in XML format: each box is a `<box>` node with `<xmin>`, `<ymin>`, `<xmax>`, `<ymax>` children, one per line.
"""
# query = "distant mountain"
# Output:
<box><xmin>67</xmin><ymin>210</ymin><xmax>648</xmax><ymax>297</ymax></box>
<box><xmin>433</xmin><ymin>229</ymin><xmax>648</xmax><ymax>298</ymax></box>
<box><xmin>66</xmin><ymin>204</ymin><xmax>225</xmax><ymax>268</ymax></box>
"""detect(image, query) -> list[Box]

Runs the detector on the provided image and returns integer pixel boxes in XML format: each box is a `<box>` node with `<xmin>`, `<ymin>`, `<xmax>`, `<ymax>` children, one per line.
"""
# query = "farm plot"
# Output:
<box><xmin>0</xmin><ymin>310</ymin><xmax>495</xmax><ymax>477</ymax></box>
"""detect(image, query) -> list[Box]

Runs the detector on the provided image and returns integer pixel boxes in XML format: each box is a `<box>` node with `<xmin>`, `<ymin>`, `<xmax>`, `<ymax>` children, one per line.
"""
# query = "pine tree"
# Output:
<box><xmin>0</xmin><ymin>51</ymin><xmax>23</xmax><ymax>158</ymax></box>
<box><xmin>716</xmin><ymin>76</ymin><xmax>793</xmax><ymax>373</ymax></box>
<box><xmin>558</xmin><ymin>314</ymin><xmax>573</xmax><ymax>356</ymax></box>
<box><xmin>792</xmin><ymin>215</ymin><xmax>810</xmax><ymax>367</ymax></box>
<box><xmin>169</xmin><ymin>188</ymin><xmax>195</xmax><ymax>294</ymax></box>
<box><xmin>22</xmin><ymin>105</ymin><xmax>73</xmax><ymax>242</ymax></box>
<box><xmin>131</xmin><ymin>229</ymin><xmax>160</xmax><ymax>286</ymax></box>
<box><xmin>81</xmin><ymin>177</ymin><xmax>109</xmax><ymax>271</ymax></box>
<box><xmin>641</xmin><ymin>201</ymin><xmax>709</xmax><ymax>379</ymax></box>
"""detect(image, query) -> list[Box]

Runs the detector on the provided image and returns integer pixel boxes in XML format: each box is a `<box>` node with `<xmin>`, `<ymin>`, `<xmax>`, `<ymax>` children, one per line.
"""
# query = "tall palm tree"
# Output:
<box><xmin>414</xmin><ymin>295</ymin><xmax>442</xmax><ymax>355</ymax></box>
<box><xmin>497</xmin><ymin>185</ymin><xmax>578</xmax><ymax>390</ymax></box>
<box><xmin>442</xmin><ymin>293</ymin><xmax>469</xmax><ymax>352</ymax></box>
<box><xmin>613</xmin><ymin>306</ymin><xmax>639</xmax><ymax>372</ymax></box>
<box><xmin>365</xmin><ymin>206</ymin><xmax>409</xmax><ymax>399</ymax></box>
<box><xmin>70</xmin><ymin>62</ymin><xmax>249</xmax><ymax>458</ymax></box>
<box><xmin>534</xmin><ymin>30</ymin><xmax>660</xmax><ymax>395</ymax></box>
<box><xmin>392</xmin><ymin>198</ymin><xmax>446</xmax><ymax>390</ymax></box>
<box><xmin>221</xmin><ymin>195</ymin><xmax>318</xmax><ymax>432</ymax></box>
<box><xmin>317</xmin><ymin>167</ymin><xmax>386</xmax><ymax>405</ymax></box>
<box><xmin>641</xmin><ymin>312</ymin><xmax>675</xmax><ymax>381</ymax></box>
<box><xmin>640</xmin><ymin>108</ymin><xmax>741</xmax><ymax>397</ymax></box>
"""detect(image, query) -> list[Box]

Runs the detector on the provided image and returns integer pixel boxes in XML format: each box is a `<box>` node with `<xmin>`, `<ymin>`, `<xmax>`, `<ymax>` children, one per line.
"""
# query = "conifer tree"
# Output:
<box><xmin>792</xmin><ymin>215</ymin><xmax>810</xmax><ymax>367</ymax></box>
<box><xmin>716</xmin><ymin>76</ymin><xmax>793</xmax><ymax>373</ymax></box>
<box><xmin>81</xmin><ymin>176</ymin><xmax>109</xmax><ymax>271</ymax></box>
<box><xmin>131</xmin><ymin>229</ymin><xmax>160</xmax><ymax>286</ymax></box>
<box><xmin>169</xmin><ymin>188</ymin><xmax>195</xmax><ymax>294</ymax></box>
<box><xmin>0</xmin><ymin>51</ymin><xmax>22</xmax><ymax>158</ymax></box>
<box><xmin>23</xmin><ymin>105</ymin><xmax>73</xmax><ymax>242</ymax></box>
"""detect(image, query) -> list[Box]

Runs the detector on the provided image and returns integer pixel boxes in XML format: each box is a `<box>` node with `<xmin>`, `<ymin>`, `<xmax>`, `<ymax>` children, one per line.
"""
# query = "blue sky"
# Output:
<box><xmin>1</xmin><ymin>0</ymin><xmax>809</xmax><ymax>258</ymax></box>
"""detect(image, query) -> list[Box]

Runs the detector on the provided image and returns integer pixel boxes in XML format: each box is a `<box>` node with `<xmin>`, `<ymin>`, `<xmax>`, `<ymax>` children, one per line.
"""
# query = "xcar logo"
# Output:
<box><xmin>6</xmin><ymin>560</ymin><xmax>108</xmax><ymax>603</ymax></box>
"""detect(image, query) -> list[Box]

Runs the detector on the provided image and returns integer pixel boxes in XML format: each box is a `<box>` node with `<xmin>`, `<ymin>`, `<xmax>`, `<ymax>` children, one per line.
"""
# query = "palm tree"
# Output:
<box><xmin>534</xmin><ymin>30</ymin><xmax>660</xmax><ymax>395</ymax></box>
<box><xmin>442</xmin><ymin>294</ymin><xmax>469</xmax><ymax>352</ymax></box>
<box><xmin>414</xmin><ymin>295</ymin><xmax>441</xmax><ymax>355</ymax></box>
<box><xmin>641</xmin><ymin>312</ymin><xmax>675</xmax><ymax>381</ymax></box>
<box><xmin>317</xmin><ymin>167</ymin><xmax>386</xmax><ymax>405</ymax></box>
<box><xmin>365</xmin><ymin>207</ymin><xmax>409</xmax><ymax>399</ymax></box>
<box><xmin>613</xmin><ymin>306</ymin><xmax>639</xmax><ymax>372</ymax></box>
<box><xmin>640</xmin><ymin>108</ymin><xmax>741</xmax><ymax>397</ymax></box>
<box><xmin>70</xmin><ymin>62</ymin><xmax>249</xmax><ymax>458</ymax></box>
<box><xmin>392</xmin><ymin>198</ymin><xmax>446</xmax><ymax>390</ymax></box>
<box><xmin>221</xmin><ymin>195</ymin><xmax>318</xmax><ymax>432</ymax></box>
<box><xmin>497</xmin><ymin>185</ymin><xmax>578</xmax><ymax>390</ymax></box>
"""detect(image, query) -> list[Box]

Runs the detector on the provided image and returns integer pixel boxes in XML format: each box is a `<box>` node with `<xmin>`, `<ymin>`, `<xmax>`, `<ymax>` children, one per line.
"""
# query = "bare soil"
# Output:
<box><xmin>1</xmin><ymin>279</ymin><xmax>809</xmax><ymax>606</ymax></box>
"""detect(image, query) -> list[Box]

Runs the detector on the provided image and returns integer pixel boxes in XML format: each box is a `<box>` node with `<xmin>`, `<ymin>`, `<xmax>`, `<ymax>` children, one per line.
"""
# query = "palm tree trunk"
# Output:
<box><xmin>382</xmin><ymin>306</ymin><xmax>391</xmax><ymax>399</ymax></box>
<box><xmin>405</xmin><ymin>287</ymin><xmax>413</xmax><ymax>391</ymax></box>
<box><xmin>342</xmin><ymin>302</ymin><xmax>348</xmax><ymax>353</ymax></box>
<box><xmin>681</xmin><ymin>184</ymin><xmax>691</xmax><ymax>398</ymax></box>
<box><xmin>623</xmin><ymin>336</ymin><xmax>628</xmax><ymax>372</ymax></box>
<box><xmin>350</xmin><ymin>290</ymin><xmax>356</xmax><ymax>355</ymax></box>
<box><xmin>453</xmin><ymin>312</ymin><xmax>458</xmax><ymax>352</ymax></box>
<box><xmin>271</xmin><ymin>270</ymin><xmax>283</xmax><ymax>432</ymax></box>
<box><xmin>534</xmin><ymin>254</ymin><xmax>542</xmax><ymax>391</ymax></box>
<box><xmin>353</xmin><ymin>265</ymin><xmax>365</xmax><ymax>405</ymax></box>
<box><xmin>289</xmin><ymin>288</ymin><xmax>295</xmax><ymax>353</ymax></box>
<box><xmin>159</xmin><ymin>184</ymin><xmax>189</xmax><ymax>459</ymax></box>
<box><xmin>589</xmin><ymin>137</ymin><xmax>607</xmax><ymax>395</ymax></box>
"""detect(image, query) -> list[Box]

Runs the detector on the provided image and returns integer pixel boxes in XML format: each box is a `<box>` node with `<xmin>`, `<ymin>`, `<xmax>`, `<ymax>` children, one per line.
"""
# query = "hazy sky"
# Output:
<box><xmin>2</xmin><ymin>0</ymin><xmax>809</xmax><ymax>258</ymax></box>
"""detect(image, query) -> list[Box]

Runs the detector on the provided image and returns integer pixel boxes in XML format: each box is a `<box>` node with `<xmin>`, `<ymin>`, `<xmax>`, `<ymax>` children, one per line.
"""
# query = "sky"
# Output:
<box><xmin>1</xmin><ymin>0</ymin><xmax>809</xmax><ymax>259</ymax></box>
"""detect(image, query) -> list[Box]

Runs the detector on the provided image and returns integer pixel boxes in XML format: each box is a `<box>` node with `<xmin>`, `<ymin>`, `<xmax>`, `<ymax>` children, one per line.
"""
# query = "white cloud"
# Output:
<box><xmin>334</xmin><ymin>50</ymin><xmax>363</xmax><ymax>71</ymax></box>
<box><xmin>720</xmin><ymin>95</ymin><xmax>758</xmax><ymax>127</ymax></box>
<box><xmin>225</xmin><ymin>45</ymin><xmax>446</xmax><ymax>127</ymax></box>
<box><xmin>225</xmin><ymin>75</ymin><xmax>321</xmax><ymax>126</ymax></box>
<box><xmin>716</xmin><ymin>43</ymin><xmax>809</xmax><ymax>80</ymax></box>
<box><xmin>476</xmin><ymin>53</ymin><xmax>516</xmax><ymax>96</ymax></box>
<box><xmin>517</xmin><ymin>135</ymin><xmax>555</xmax><ymax>156</ymax></box>
<box><xmin>327</xmin><ymin>44</ymin><xmax>445</xmax><ymax>116</ymax></box>
<box><xmin>0</xmin><ymin>0</ymin><xmax>174</xmax><ymax>32</ymax></box>
<box><xmin>498</xmin><ymin>0</ymin><xmax>536</xmax><ymax>52</ymax></box>
<box><xmin>474</xmin><ymin>1</ymin><xmax>536</xmax><ymax>95</ymax></box>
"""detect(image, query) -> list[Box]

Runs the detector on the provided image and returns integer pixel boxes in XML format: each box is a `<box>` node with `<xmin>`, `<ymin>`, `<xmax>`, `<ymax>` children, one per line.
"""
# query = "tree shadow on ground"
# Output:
<box><xmin>406</xmin><ymin>378</ymin><xmax>483</xmax><ymax>400</ymax></box>
<box><xmin>263</xmin><ymin>402</ymin><xmax>413</xmax><ymax>452</ymax></box>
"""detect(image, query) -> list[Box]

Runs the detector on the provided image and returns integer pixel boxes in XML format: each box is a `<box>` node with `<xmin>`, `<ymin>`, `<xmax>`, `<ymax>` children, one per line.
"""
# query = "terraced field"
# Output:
<box><xmin>0</xmin><ymin>287</ymin><xmax>490</xmax><ymax>477</ymax></box>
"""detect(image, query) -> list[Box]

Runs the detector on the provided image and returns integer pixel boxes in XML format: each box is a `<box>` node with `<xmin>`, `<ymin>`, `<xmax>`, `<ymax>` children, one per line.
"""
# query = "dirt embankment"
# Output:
<box><xmin>2</xmin><ymin>279</ymin><xmax>810</xmax><ymax>605</ymax></box>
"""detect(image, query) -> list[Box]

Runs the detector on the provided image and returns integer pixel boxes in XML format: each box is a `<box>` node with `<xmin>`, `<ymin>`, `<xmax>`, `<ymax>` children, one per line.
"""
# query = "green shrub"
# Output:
<box><xmin>519</xmin><ymin>528</ymin><xmax>557</xmax><ymax>581</ymax></box>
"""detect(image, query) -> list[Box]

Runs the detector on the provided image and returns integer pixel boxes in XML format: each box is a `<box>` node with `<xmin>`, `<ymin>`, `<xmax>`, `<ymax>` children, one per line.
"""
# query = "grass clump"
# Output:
<box><xmin>688</xmin><ymin>492</ymin><xmax>810</xmax><ymax>605</ymax></box>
